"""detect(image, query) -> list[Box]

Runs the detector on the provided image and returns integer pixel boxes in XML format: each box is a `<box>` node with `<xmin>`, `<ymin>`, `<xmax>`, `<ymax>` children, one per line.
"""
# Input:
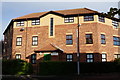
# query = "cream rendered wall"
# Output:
<box><xmin>13</xmin><ymin>14</ymin><xmax>116</xmax><ymax>28</ymax></box>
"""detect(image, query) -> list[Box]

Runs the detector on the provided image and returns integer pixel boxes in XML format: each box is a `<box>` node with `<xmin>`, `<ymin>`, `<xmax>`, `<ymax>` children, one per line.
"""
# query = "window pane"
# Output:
<box><xmin>16</xmin><ymin>21</ymin><xmax>24</xmax><ymax>26</ymax></box>
<box><xmin>32</xmin><ymin>19</ymin><xmax>40</xmax><ymax>25</ymax></box>
<box><xmin>118</xmin><ymin>55</ymin><xmax>120</xmax><ymax>58</ymax></box>
<box><xmin>86</xmin><ymin>34</ymin><xmax>93</xmax><ymax>44</ymax></box>
<box><xmin>66</xmin><ymin>54</ymin><xmax>73</xmax><ymax>61</ymax></box>
<box><xmin>32</xmin><ymin>36</ymin><xmax>38</xmax><ymax>46</ymax></box>
<box><xmin>64</xmin><ymin>17</ymin><xmax>74</xmax><ymax>23</ymax></box>
<box><xmin>102</xmin><ymin>59</ymin><xmax>106</xmax><ymax>62</ymax></box>
<box><xmin>102</xmin><ymin>54</ymin><xmax>106</xmax><ymax>58</ymax></box>
<box><xmin>99</xmin><ymin>16</ymin><xmax>105</xmax><ymax>22</ymax></box>
<box><xmin>66</xmin><ymin>35</ymin><xmax>73</xmax><ymax>45</ymax></box>
<box><xmin>84</xmin><ymin>15</ymin><xmax>94</xmax><ymax>21</ymax></box>
<box><xmin>113</xmin><ymin>36</ymin><xmax>120</xmax><ymax>46</ymax></box>
<box><xmin>16</xmin><ymin>54</ymin><xmax>21</xmax><ymax>59</ymax></box>
<box><xmin>16</xmin><ymin>37</ymin><xmax>22</xmax><ymax>46</ymax></box>
<box><xmin>112</xmin><ymin>20</ymin><xmax>119</xmax><ymax>29</ymax></box>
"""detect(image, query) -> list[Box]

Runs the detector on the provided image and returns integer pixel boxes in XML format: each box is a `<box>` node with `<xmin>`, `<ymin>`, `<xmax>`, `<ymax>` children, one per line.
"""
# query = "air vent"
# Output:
<box><xmin>20</xmin><ymin>28</ymin><xmax>24</xmax><ymax>31</ymax></box>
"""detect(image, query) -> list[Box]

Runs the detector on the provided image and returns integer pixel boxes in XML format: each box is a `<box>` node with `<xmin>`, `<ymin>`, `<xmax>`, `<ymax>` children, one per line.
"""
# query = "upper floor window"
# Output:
<box><xmin>84</xmin><ymin>15</ymin><xmax>94</xmax><ymax>21</ymax></box>
<box><xmin>87</xmin><ymin>54</ymin><xmax>93</xmax><ymax>62</ymax></box>
<box><xmin>113</xmin><ymin>36</ymin><xmax>120</xmax><ymax>46</ymax></box>
<box><xmin>32</xmin><ymin>36</ymin><xmax>38</xmax><ymax>46</ymax></box>
<box><xmin>66</xmin><ymin>35</ymin><xmax>73</xmax><ymax>45</ymax></box>
<box><xmin>102</xmin><ymin>54</ymin><xmax>107</xmax><ymax>62</ymax></box>
<box><xmin>112</xmin><ymin>20</ymin><xmax>119</xmax><ymax>29</ymax></box>
<box><xmin>32</xmin><ymin>19</ymin><xmax>40</xmax><ymax>25</ymax></box>
<box><xmin>101</xmin><ymin>34</ymin><xmax>106</xmax><ymax>44</ymax></box>
<box><xmin>16</xmin><ymin>37</ymin><xmax>22</xmax><ymax>46</ymax></box>
<box><xmin>66</xmin><ymin>54</ymin><xmax>73</xmax><ymax>61</ymax></box>
<box><xmin>16</xmin><ymin>54</ymin><xmax>21</xmax><ymax>59</ymax></box>
<box><xmin>50</xmin><ymin>18</ymin><xmax>54</xmax><ymax>36</ymax></box>
<box><xmin>86</xmin><ymin>34</ymin><xmax>93</xmax><ymax>44</ymax></box>
<box><xmin>99</xmin><ymin>16</ymin><xmax>105</xmax><ymax>22</ymax></box>
<box><xmin>16</xmin><ymin>21</ymin><xmax>24</xmax><ymax>26</ymax></box>
<box><xmin>64</xmin><ymin>17</ymin><xmax>74</xmax><ymax>23</ymax></box>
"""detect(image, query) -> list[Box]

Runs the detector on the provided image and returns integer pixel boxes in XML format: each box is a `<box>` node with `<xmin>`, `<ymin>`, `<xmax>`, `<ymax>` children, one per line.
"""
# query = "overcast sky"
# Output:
<box><xmin>0</xmin><ymin>2</ymin><xmax>119</xmax><ymax>39</ymax></box>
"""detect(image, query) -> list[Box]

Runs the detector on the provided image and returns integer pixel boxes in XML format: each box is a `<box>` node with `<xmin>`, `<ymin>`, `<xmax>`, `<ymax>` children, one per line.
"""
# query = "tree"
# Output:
<box><xmin>104</xmin><ymin>7</ymin><xmax>120</xmax><ymax>19</ymax></box>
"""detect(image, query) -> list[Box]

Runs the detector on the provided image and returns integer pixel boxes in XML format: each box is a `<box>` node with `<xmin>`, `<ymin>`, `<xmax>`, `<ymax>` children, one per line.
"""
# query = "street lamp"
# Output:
<box><xmin>77</xmin><ymin>14</ymin><xmax>81</xmax><ymax>75</ymax></box>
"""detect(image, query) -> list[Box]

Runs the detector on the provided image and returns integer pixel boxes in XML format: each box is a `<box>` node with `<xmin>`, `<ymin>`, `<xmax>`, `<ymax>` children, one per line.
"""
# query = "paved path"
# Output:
<box><xmin>1</xmin><ymin>73</ymin><xmax>120</xmax><ymax>80</ymax></box>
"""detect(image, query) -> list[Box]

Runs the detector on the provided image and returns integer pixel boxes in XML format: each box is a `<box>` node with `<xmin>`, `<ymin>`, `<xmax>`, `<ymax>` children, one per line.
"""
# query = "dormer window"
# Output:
<box><xmin>16</xmin><ymin>21</ymin><xmax>24</xmax><ymax>26</ymax></box>
<box><xmin>99</xmin><ymin>16</ymin><xmax>105</xmax><ymax>22</ymax></box>
<box><xmin>64</xmin><ymin>17</ymin><xmax>74</xmax><ymax>23</ymax></box>
<box><xmin>32</xmin><ymin>19</ymin><xmax>40</xmax><ymax>25</ymax></box>
<box><xmin>112</xmin><ymin>20</ymin><xmax>119</xmax><ymax>29</ymax></box>
<box><xmin>84</xmin><ymin>15</ymin><xmax>94</xmax><ymax>21</ymax></box>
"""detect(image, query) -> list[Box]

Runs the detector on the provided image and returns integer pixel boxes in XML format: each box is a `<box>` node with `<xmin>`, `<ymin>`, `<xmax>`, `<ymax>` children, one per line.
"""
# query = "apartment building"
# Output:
<box><xmin>3</xmin><ymin>8</ymin><xmax>120</xmax><ymax>64</ymax></box>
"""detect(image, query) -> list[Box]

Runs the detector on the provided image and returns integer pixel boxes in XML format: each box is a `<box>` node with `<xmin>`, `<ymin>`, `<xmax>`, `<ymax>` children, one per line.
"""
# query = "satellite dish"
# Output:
<box><xmin>20</xmin><ymin>28</ymin><xmax>24</xmax><ymax>31</ymax></box>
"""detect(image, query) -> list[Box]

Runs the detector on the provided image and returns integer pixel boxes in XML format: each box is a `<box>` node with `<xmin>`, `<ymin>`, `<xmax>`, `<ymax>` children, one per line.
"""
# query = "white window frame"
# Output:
<box><xmin>32</xmin><ymin>19</ymin><xmax>40</xmax><ymax>25</ymax></box>
<box><xmin>99</xmin><ymin>16</ymin><xmax>105</xmax><ymax>22</ymax></box>
<box><xmin>32</xmin><ymin>36</ymin><xmax>38</xmax><ymax>46</ymax></box>
<box><xmin>87</xmin><ymin>54</ymin><xmax>93</xmax><ymax>62</ymax></box>
<box><xmin>114</xmin><ymin>54</ymin><xmax>120</xmax><ymax>59</ymax></box>
<box><xmin>16</xmin><ymin>21</ymin><xmax>24</xmax><ymax>26</ymax></box>
<box><xmin>112</xmin><ymin>20</ymin><xmax>119</xmax><ymax>29</ymax></box>
<box><xmin>66</xmin><ymin>54</ymin><xmax>73</xmax><ymax>61</ymax></box>
<box><xmin>102</xmin><ymin>54</ymin><xmax>107</xmax><ymax>62</ymax></box>
<box><xmin>16</xmin><ymin>54</ymin><xmax>21</xmax><ymax>59</ymax></box>
<box><xmin>64</xmin><ymin>17</ymin><xmax>74</xmax><ymax>23</ymax></box>
<box><xmin>16</xmin><ymin>37</ymin><xmax>22</xmax><ymax>46</ymax></box>
<box><xmin>84</xmin><ymin>15</ymin><xmax>94</xmax><ymax>21</ymax></box>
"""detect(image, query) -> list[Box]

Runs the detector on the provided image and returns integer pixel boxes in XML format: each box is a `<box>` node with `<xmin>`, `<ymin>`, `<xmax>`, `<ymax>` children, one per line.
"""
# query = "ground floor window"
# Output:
<box><xmin>31</xmin><ymin>54</ymin><xmax>36</xmax><ymax>64</ymax></box>
<box><xmin>86</xmin><ymin>54</ymin><xmax>93</xmax><ymax>62</ymax></box>
<box><xmin>102</xmin><ymin>54</ymin><xmax>107</xmax><ymax>62</ymax></box>
<box><xmin>15</xmin><ymin>54</ymin><xmax>21</xmax><ymax>59</ymax></box>
<box><xmin>66</xmin><ymin>54</ymin><xmax>73</xmax><ymax>61</ymax></box>
<box><xmin>114</xmin><ymin>54</ymin><xmax>120</xmax><ymax>59</ymax></box>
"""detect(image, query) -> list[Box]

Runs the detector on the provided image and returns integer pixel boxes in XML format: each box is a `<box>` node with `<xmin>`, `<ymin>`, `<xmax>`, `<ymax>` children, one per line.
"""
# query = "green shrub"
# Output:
<box><xmin>114</xmin><ymin>58</ymin><xmax>120</xmax><ymax>72</ymax></box>
<box><xmin>2</xmin><ymin>59</ymin><xmax>33</xmax><ymax>75</ymax></box>
<box><xmin>114</xmin><ymin>58</ymin><xmax>120</xmax><ymax>63</ymax></box>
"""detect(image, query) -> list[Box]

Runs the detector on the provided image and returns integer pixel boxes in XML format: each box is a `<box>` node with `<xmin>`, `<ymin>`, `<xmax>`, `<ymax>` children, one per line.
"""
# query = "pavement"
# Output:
<box><xmin>1</xmin><ymin>73</ymin><xmax>120</xmax><ymax>80</ymax></box>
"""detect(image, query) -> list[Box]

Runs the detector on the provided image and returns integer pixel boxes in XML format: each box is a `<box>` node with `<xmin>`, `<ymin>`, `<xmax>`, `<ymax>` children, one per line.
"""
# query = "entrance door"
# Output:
<box><xmin>44</xmin><ymin>54</ymin><xmax>51</xmax><ymax>61</ymax></box>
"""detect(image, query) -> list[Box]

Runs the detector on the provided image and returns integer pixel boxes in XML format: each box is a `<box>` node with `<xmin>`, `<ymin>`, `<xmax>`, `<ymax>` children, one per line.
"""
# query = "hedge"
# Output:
<box><xmin>39</xmin><ymin>61</ymin><xmax>77</xmax><ymax>75</ymax></box>
<box><xmin>2</xmin><ymin>59</ymin><xmax>33</xmax><ymax>75</ymax></box>
<box><xmin>39</xmin><ymin>61</ymin><xmax>120</xmax><ymax>75</ymax></box>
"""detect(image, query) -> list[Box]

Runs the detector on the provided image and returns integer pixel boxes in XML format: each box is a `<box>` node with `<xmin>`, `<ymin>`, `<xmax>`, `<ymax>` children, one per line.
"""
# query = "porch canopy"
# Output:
<box><xmin>34</xmin><ymin>44</ymin><xmax>64</xmax><ymax>53</ymax></box>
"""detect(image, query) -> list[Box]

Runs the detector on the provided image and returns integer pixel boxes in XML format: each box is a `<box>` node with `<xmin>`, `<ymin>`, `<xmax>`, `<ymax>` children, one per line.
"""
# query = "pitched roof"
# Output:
<box><xmin>13</xmin><ymin>11</ymin><xmax>48</xmax><ymax>20</ymax></box>
<box><xmin>13</xmin><ymin>8</ymin><xmax>99</xmax><ymax>20</ymax></box>
<box><xmin>55</xmin><ymin>8</ymin><xmax>99</xmax><ymax>15</ymax></box>
<box><xmin>34</xmin><ymin>44</ymin><xmax>63</xmax><ymax>52</ymax></box>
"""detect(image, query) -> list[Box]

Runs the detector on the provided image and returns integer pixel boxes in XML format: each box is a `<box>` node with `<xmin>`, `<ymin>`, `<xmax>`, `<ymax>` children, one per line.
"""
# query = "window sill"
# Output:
<box><xmin>16</xmin><ymin>46</ymin><xmax>22</xmax><ymax>48</ymax></box>
<box><xmin>101</xmin><ymin>44</ymin><xmax>106</xmax><ymax>46</ymax></box>
<box><xmin>49</xmin><ymin>36</ymin><xmax>55</xmax><ymax>38</ymax></box>
<box><xmin>66</xmin><ymin>45</ymin><xmax>73</xmax><ymax>46</ymax></box>
<box><xmin>32</xmin><ymin>46</ymin><xmax>38</xmax><ymax>47</ymax></box>
<box><xmin>113</xmin><ymin>46</ymin><xmax>119</xmax><ymax>47</ymax></box>
<box><xmin>85</xmin><ymin>44</ymin><xmax>93</xmax><ymax>46</ymax></box>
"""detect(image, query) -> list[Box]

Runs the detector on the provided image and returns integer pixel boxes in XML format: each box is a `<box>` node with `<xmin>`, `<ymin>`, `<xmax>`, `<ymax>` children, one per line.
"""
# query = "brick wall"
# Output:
<box><xmin>11</xmin><ymin>22</ymin><xmax>119</xmax><ymax>62</ymax></box>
